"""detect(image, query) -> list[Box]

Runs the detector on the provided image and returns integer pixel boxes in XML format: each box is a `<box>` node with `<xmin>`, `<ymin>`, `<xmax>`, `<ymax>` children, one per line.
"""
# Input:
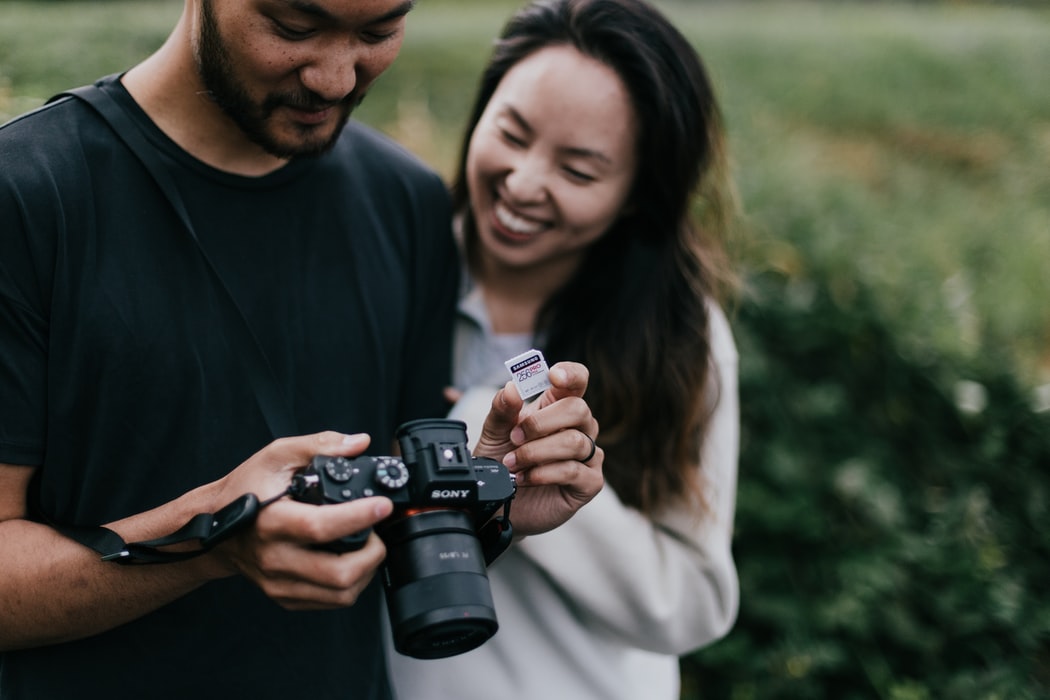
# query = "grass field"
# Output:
<box><xmin>2</xmin><ymin>0</ymin><xmax>1049</xmax><ymax>391</ymax></box>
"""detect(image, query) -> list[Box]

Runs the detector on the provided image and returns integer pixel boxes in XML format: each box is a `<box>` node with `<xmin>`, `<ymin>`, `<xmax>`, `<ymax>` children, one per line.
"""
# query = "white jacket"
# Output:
<box><xmin>387</xmin><ymin>290</ymin><xmax>740</xmax><ymax>700</ymax></box>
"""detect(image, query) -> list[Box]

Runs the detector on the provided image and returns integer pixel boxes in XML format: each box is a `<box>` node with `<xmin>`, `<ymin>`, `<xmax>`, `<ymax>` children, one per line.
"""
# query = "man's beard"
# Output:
<box><xmin>196</xmin><ymin>0</ymin><xmax>360</xmax><ymax>159</ymax></box>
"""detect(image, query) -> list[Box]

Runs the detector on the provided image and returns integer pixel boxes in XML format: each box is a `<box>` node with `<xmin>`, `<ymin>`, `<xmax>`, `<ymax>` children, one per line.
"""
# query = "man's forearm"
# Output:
<box><xmin>0</xmin><ymin>484</ymin><xmax>225</xmax><ymax>651</ymax></box>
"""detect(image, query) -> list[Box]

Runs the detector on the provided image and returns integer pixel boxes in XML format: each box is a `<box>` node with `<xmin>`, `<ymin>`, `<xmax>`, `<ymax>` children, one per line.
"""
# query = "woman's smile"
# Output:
<box><xmin>492</xmin><ymin>200</ymin><xmax>552</xmax><ymax>240</ymax></box>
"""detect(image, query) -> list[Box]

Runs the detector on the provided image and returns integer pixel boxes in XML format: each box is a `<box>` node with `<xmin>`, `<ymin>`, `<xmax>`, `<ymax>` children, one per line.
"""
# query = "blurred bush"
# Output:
<box><xmin>681</xmin><ymin>264</ymin><xmax>1050</xmax><ymax>699</ymax></box>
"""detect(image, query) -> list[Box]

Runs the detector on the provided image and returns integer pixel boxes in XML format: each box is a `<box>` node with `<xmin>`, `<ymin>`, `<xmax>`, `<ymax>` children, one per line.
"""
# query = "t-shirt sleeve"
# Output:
<box><xmin>0</xmin><ymin>116</ymin><xmax>58</xmax><ymax>466</ymax></box>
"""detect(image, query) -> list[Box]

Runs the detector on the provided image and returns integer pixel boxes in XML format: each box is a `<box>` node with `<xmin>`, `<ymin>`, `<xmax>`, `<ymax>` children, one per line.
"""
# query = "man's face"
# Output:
<box><xmin>195</xmin><ymin>0</ymin><xmax>414</xmax><ymax>158</ymax></box>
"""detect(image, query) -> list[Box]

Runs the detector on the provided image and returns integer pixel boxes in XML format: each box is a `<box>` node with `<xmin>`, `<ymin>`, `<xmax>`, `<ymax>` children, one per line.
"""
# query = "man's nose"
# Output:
<box><xmin>298</xmin><ymin>42</ymin><xmax>360</xmax><ymax>103</ymax></box>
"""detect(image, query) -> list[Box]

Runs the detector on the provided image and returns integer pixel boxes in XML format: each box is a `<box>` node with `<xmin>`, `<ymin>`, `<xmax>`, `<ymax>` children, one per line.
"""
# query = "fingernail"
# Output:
<box><xmin>550</xmin><ymin>367</ymin><xmax>567</xmax><ymax>385</ymax></box>
<box><xmin>342</xmin><ymin>433</ymin><xmax>366</xmax><ymax>445</ymax></box>
<box><xmin>511</xmin><ymin>427</ymin><xmax>525</xmax><ymax>445</ymax></box>
<box><xmin>503</xmin><ymin>452</ymin><xmax>517</xmax><ymax>469</ymax></box>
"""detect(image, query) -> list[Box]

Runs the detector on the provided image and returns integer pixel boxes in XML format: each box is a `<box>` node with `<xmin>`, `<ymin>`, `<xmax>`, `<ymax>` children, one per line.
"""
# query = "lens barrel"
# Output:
<box><xmin>382</xmin><ymin>510</ymin><xmax>499</xmax><ymax>659</ymax></box>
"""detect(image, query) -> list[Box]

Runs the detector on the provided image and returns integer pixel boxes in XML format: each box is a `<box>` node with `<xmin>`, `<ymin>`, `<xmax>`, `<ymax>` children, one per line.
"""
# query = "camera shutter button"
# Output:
<box><xmin>375</xmin><ymin>458</ymin><xmax>409</xmax><ymax>490</ymax></box>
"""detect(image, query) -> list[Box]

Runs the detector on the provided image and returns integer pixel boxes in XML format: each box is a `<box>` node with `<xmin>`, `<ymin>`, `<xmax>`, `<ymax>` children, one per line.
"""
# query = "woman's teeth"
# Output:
<box><xmin>495</xmin><ymin>202</ymin><xmax>547</xmax><ymax>235</ymax></box>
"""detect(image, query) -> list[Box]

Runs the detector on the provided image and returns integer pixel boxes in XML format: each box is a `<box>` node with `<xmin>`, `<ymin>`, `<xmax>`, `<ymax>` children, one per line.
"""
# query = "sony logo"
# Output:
<box><xmin>431</xmin><ymin>489</ymin><xmax>470</xmax><ymax>499</ymax></box>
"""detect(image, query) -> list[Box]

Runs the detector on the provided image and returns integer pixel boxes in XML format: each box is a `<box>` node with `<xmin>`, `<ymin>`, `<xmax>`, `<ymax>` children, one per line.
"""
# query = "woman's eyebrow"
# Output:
<box><xmin>563</xmin><ymin>144</ymin><xmax>611</xmax><ymax>165</ymax></box>
<box><xmin>503</xmin><ymin>105</ymin><xmax>534</xmax><ymax>136</ymax></box>
<box><xmin>503</xmin><ymin>104</ymin><xmax>612</xmax><ymax>165</ymax></box>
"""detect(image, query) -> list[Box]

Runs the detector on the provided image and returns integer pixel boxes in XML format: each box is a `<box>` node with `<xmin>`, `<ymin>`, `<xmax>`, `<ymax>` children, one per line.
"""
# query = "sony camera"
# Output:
<box><xmin>290</xmin><ymin>418</ymin><xmax>516</xmax><ymax>659</ymax></box>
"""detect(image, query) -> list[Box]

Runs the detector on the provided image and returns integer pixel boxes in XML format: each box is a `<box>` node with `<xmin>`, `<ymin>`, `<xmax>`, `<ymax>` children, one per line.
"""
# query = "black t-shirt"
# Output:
<box><xmin>0</xmin><ymin>76</ymin><xmax>457</xmax><ymax>699</ymax></box>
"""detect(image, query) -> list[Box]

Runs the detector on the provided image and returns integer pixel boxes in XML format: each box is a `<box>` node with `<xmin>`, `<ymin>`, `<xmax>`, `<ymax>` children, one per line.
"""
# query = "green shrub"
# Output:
<box><xmin>682</xmin><ymin>266</ymin><xmax>1050</xmax><ymax>698</ymax></box>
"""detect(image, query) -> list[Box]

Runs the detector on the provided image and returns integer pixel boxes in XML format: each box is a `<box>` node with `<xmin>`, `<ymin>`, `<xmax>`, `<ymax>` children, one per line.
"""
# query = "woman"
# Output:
<box><xmin>389</xmin><ymin>0</ymin><xmax>740</xmax><ymax>697</ymax></box>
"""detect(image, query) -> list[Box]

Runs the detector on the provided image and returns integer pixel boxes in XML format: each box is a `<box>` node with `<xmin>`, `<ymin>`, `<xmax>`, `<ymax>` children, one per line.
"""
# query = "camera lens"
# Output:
<box><xmin>381</xmin><ymin>510</ymin><xmax>499</xmax><ymax>659</ymax></box>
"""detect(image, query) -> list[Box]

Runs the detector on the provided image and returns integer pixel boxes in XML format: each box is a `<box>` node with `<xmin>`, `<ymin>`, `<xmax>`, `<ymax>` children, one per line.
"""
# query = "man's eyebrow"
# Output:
<box><xmin>282</xmin><ymin>0</ymin><xmax>416</xmax><ymax>24</ymax></box>
<box><xmin>373</xmin><ymin>0</ymin><xmax>417</xmax><ymax>23</ymax></box>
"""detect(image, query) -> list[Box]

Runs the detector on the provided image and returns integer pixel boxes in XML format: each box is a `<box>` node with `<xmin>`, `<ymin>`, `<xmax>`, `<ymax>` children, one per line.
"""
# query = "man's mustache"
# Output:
<box><xmin>264</xmin><ymin>91</ymin><xmax>359</xmax><ymax>114</ymax></box>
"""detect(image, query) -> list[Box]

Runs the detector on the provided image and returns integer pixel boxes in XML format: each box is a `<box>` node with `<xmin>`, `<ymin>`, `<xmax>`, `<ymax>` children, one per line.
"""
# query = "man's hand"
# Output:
<box><xmin>204</xmin><ymin>431</ymin><xmax>395</xmax><ymax>610</ymax></box>
<box><xmin>0</xmin><ymin>430</ymin><xmax>397</xmax><ymax>650</ymax></box>
<box><xmin>474</xmin><ymin>361</ymin><xmax>604</xmax><ymax>536</ymax></box>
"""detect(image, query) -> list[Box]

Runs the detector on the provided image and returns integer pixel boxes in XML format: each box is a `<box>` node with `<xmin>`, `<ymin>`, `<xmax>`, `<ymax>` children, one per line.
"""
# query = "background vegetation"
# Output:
<box><xmin>2</xmin><ymin>1</ymin><xmax>1048</xmax><ymax>697</ymax></box>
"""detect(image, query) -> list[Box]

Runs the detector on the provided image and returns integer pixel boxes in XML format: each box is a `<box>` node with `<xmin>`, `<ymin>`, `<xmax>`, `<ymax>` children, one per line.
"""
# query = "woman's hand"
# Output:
<box><xmin>473</xmin><ymin>362</ymin><xmax>604</xmax><ymax>536</ymax></box>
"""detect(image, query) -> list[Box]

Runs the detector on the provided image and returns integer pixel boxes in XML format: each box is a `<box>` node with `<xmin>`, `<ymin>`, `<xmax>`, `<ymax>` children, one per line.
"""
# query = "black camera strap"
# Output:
<box><xmin>478</xmin><ymin>512</ymin><xmax>514</xmax><ymax>566</ymax></box>
<box><xmin>88</xmin><ymin>489</ymin><xmax>292</xmax><ymax>565</ymax></box>
<box><xmin>41</xmin><ymin>81</ymin><xmax>301</xmax><ymax>563</ymax></box>
<box><xmin>478</xmin><ymin>504</ymin><xmax>514</xmax><ymax>565</ymax></box>
<box><xmin>53</xmin><ymin>80</ymin><xmax>299</xmax><ymax>440</ymax></box>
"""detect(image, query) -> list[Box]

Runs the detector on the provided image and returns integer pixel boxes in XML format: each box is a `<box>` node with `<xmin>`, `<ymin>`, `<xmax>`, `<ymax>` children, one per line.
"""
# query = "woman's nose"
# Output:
<box><xmin>503</xmin><ymin>153</ymin><xmax>550</xmax><ymax>204</ymax></box>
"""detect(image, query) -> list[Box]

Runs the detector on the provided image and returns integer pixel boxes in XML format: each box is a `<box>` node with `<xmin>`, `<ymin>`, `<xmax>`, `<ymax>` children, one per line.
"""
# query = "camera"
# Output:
<box><xmin>290</xmin><ymin>418</ymin><xmax>516</xmax><ymax>659</ymax></box>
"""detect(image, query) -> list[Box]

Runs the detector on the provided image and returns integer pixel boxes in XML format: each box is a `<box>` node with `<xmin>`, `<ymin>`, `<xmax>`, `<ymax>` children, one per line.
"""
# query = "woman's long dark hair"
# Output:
<box><xmin>454</xmin><ymin>0</ymin><xmax>737</xmax><ymax>515</ymax></box>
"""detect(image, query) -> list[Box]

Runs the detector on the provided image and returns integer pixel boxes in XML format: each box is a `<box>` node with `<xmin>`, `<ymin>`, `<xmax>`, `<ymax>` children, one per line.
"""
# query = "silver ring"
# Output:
<box><xmin>582</xmin><ymin>433</ymin><xmax>597</xmax><ymax>463</ymax></box>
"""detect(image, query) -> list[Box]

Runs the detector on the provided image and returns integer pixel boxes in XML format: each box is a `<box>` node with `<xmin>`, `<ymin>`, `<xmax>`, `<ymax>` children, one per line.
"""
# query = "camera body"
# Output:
<box><xmin>291</xmin><ymin>418</ymin><xmax>516</xmax><ymax>659</ymax></box>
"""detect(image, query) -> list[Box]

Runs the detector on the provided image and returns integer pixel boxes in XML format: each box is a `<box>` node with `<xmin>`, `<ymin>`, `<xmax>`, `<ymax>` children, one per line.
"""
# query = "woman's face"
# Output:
<box><xmin>466</xmin><ymin>44</ymin><xmax>639</xmax><ymax>276</ymax></box>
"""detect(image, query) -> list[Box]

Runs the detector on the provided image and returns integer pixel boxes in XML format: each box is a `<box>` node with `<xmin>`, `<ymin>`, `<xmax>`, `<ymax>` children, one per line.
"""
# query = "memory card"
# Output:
<box><xmin>504</xmin><ymin>349</ymin><xmax>552</xmax><ymax>400</ymax></box>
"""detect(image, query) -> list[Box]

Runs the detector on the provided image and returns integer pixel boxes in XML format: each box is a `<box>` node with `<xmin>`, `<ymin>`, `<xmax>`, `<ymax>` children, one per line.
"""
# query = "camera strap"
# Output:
<box><xmin>52</xmin><ymin>489</ymin><xmax>291</xmax><ymax>565</ymax></box>
<box><xmin>478</xmin><ymin>505</ymin><xmax>514</xmax><ymax>565</ymax></box>
<box><xmin>52</xmin><ymin>79</ymin><xmax>299</xmax><ymax>439</ymax></box>
<box><xmin>39</xmin><ymin>80</ymin><xmax>302</xmax><ymax>563</ymax></box>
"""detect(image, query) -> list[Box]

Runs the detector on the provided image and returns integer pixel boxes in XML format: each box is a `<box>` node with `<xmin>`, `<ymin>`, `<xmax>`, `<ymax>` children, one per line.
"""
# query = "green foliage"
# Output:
<box><xmin>0</xmin><ymin>1</ymin><xmax>180</xmax><ymax>119</ymax></box>
<box><xmin>682</xmin><ymin>265</ymin><xmax>1050</xmax><ymax>698</ymax></box>
<box><xmin>667</xmin><ymin>1</ymin><xmax>1050</xmax><ymax>391</ymax></box>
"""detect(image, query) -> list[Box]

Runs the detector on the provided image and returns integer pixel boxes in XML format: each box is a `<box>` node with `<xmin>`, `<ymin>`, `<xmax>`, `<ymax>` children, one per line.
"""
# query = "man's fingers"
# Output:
<box><xmin>225</xmin><ymin>496</ymin><xmax>394</xmax><ymax>607</ymax></box>
<box><xmin>257</xmin><ymin>496</ymin><xmax>394</xmax><ymax>547</ymax></box>
<box><xmin>217</xmin><ymin>431</ymin><xmax>375</xmax><ymax>511</ymax></box>
<box><xmin>245</xmin><ymin>531</ymin><xmax>388</xmax><ymax>609</ymax></box>
<box><xmin>265</xmin><ymin>431</ymin><xmax>372</xmax><ymax>470</ymax></box>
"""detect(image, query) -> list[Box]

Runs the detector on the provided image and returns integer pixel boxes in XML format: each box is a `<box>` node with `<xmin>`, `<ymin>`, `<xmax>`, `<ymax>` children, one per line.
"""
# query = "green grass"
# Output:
<box><xmin>663</xmin><ymin>2</ymin><xmax>1050</xmax><ymax>392</ymax></box>
<box><xmin>2</xmin><ymin>0</ymin><xmax>1048</xmax><ymax>389</ymax></box>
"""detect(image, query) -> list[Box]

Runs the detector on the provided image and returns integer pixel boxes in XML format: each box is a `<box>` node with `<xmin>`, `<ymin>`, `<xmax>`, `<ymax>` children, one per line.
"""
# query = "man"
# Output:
<box><xmin>0</xmin><ymin>1</ymin><xmax>603</xmax><ymax>698</ymax></box>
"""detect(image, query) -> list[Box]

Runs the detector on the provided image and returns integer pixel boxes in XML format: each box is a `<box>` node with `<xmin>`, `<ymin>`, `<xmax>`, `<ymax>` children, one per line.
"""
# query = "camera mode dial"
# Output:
<box><xmin>322</xmin><ymin>456</ymin><xmax>356</xmax><ymax>483</ymax></box>
<box><xmin>374</xmin><ymin>457</ymin><xmax>409</xmax><ymax>491</ymax></box>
